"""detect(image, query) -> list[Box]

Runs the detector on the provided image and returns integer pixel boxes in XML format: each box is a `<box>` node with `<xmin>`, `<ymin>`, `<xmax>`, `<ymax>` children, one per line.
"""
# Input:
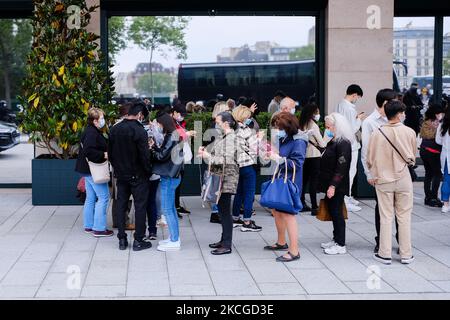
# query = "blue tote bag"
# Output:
<box><xmin>260</xmin><ymin>159</ymin><xmax>302</xmax><ymax>214</ymax></box>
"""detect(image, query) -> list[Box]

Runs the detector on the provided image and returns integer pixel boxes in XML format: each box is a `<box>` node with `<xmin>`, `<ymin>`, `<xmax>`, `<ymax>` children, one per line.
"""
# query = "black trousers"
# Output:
<box><xmin>374</xmin><ymin>191</ymin><xmax>399</xmax><ymax>247</ymax></box>
<box><xmin>420</xmin><ymin>148</ymin><xmax>442</xmax><ymax>200</ymax></box>
<box><xmin>301</xmin><ymin>157</ymin><xmax>321</xmax><ymax>209</ymax></box>
<box><xmin>218</xmin><ymin>193</ymin><xmax>233</xmax><ymax>249</ymax></box>
<box><xmin>147</xmin><ymin>179</ymin><xmax>160</xmax><ymax>235</ymax></box>
<box><xmin>175</xmin><ymin>170</ymin><xmax>184</xmax><ymax>208</ymax></box>
<box><xmin>116</xmin><ymin>177</ymin><xmax>149</xmax><ymax>242</ymax></box>
<box><xmin>324</xmin><ymin>192</ymin><xmax>346</xmax><ymax>247</ymax></box>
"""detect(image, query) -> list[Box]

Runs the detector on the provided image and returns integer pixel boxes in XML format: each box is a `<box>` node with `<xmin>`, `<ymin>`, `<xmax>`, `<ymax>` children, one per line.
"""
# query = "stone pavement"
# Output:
<box><xmin>1</xmin><ymin>183</ymin><xmax>450</xmax><ymax>300</ymax></box>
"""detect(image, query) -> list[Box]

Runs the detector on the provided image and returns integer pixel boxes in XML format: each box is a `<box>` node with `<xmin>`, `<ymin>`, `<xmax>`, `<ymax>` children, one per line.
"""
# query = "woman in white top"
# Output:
<box><xmin>299</xmin><ymin>103</ymin><xmax>327</xmax><ymax>215</ymax></box>
<box><xmin>436</xmin><ymin>107</ymin><xmax>450</xmax><ymax>213</ymax></box>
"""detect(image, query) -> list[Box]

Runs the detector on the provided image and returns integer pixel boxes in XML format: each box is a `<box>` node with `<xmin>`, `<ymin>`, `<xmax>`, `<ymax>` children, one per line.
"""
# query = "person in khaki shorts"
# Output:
<box><xmin>367</xmin><ymin>100</ymin><xmax>417</xmax><ymax>265</ymax></box>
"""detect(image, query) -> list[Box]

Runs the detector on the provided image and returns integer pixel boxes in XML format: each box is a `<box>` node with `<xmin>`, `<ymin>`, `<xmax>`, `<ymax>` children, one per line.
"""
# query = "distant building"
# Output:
<box><xmin>217</xmin><ymin>41</ymin><xmax>302</xmax><ymax>62</ymax></box>
<box><xmin>393</xmin><ymin>25</ymin><xmax>434</xmax><ymax>88</ymax></box>
<box><xmin>308</xmin><ymin>26</ymin><xmax>316</xmax><ymax>46</ymax></box>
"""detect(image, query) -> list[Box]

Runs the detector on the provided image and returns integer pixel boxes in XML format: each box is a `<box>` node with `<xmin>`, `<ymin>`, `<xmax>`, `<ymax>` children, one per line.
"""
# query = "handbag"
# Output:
<box><xmin>316</xmin><ymin>198</ymin><xmax>348</xmax><ymax>222</ymax></box>
<box><xmin>201</xmin><ymin>162</ymin><xmax>224</xmax><ymax>205</ymax></box>
<box><xmin>260</xmin><ymin>159</ymin><xmax>301</xmax><ymax>214</ymax></box>
<box><xmin>80</xmin><ymin>142</ymin><xmax>110</xmax><ymax>184</ymax></box>
<box><xmin>86</xmin><ymin>157</ymin><xmax>110</xmax><ymax>184</ymax></box>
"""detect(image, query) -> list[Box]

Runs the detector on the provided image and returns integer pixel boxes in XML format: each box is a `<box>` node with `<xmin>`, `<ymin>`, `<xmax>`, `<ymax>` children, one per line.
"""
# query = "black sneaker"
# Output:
<box><xmin>146</xmin><ymin>233</ymin><xmax>157</xmax><ymax>241</ymax></box>
<box><xmin>301</xmin><ymin>205</ymin><xmax>312</xmax><ymax>212</ymax></box>
<box><xmin>119</xmin><ymin>238</ymin><xmax>128</xmax><ymax>250</ymax></box>
<box><xmin>233</xmin><ymin>218</ymin><xmax>244</xmax><ymax>228</ymax></box>
<box><xmin>177</xmin><ymin>212</ymin><xmax>183</xmax><ymax>219</ymax></box>
<box><xmin>133</xmin><ymin>238</ymin><xmax>153</xmax><ymax>251</ymax></box>
<box><xmin>241</xmin><ymin>220</ymin><xmax>262</xmax><ymax>232</ymax></box>
<box><xmin>311</xmin><ymin>208</ymin><xmax>318</xmax><ymax>216</ymax></box>
<box><xmin>177</xmin><ymin>206</ymin><xmax>191</xmax><ymax>215</ymax></box>
<box><xmin>210</xmin><ymin>213</ymin><xmax>221</xmax><ymax>224</ymax></box>
<box><xmin>427</xmin><ymin>198</ymin><xmax>444</xmax><ymax>208</ymax></box>
<box><xmin>373</xmin><ymin>253</ymin><xmax>392</xmax><ymax>265</ymax></box>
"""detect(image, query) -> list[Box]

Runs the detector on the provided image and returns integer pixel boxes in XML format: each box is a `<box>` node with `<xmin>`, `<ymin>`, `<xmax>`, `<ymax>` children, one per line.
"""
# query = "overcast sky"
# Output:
<box><xmin>112</xmin><ymin>16</ymin><xmax>315</xmax><ymax>74</ymax></box>
<box><xmin>112</xmin><ymin>16</ymin><xmax>450</xmax><ymax>74</ymax></box>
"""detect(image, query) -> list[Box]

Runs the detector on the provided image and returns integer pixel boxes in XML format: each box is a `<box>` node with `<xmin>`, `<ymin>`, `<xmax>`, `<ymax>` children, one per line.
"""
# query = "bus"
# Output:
<box><xmin>178</xmin><ymin>60</ymin><xmax>405</xmax><ymax>110</ymax></box>
<box><xmin>177</xmin><ymin>60</ymin><xmax>316</xmax><ymax>110</ymax></box>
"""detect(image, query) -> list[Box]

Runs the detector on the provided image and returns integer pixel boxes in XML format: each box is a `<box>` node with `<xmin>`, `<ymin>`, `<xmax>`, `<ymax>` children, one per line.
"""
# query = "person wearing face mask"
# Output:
<box><xmin>198</xmin><ymin>112</ymin><xmax>240</xmax><ymax>255</ymax></box>
<box><xmin>231</xmin><ymin>106</ymin><xmax>261</xmax><ymax>232</ymax></box>
<box><xmin>298</xmin><ymin>103</ymin><xmax>327</xmax><ymax>216</ymax></box>
<box><xmin>318</xmin><ymin>113</ymin><xmax>353</xmax><ymax>255</ymax></box>
<box><xmin>361</xmin><ymin>89</ymin><xmax>399</xmax><ymax>254</ymax></box>
<box><xmin>171</xmin><ymin>104</ymin><xmax>196</xmax><ymax>217</ymax></box>
<box><xmin>367</xmin><ymin>100</ymin><xmax>417</xmax><ymax>265</ymax></box>
<box><xmin>150</xmin><ymin>113</ymin><xmax>185</xmax><ymax>252</ymax></box>
<box><xmin>270</xmin><ymin>97</ymin><xmax>297</xmax><ymax>123</ymax></box>
<box><xmin>76</xmin><ymin>108</ymin><xmax>112</xmax><ymax>237</ymax></box>
<box><xmin>420</xmin><ymin>104</ymin><xmax>445</xmax><ymax>208</ymax></box>
<box><xmin>109</xmin><ymin>101</ymin><xmax>153</xmax><ymax>251</ymax></box>
<box><xmin>263</xmin><ymin>112</ymin><xmax>307</xmax><ymax>262</ymax></box>
<box><xmin>336</xmin><ymin>84</ymin><xmax>365</xmax><ymax>213</ymax></box>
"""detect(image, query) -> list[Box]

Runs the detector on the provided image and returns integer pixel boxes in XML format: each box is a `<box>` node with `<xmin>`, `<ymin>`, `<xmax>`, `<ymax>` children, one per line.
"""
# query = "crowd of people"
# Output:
<box><xmin>74</xmin><ymin>84</ymin><xmax>450</xmax><ymax>265</ymax></box>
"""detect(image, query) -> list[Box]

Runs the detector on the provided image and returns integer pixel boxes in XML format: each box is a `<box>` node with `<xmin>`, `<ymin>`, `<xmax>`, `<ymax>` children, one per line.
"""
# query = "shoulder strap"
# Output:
<box><xmin>378</xmin><ymin>127</ymin><xmax>410</xmax><ymax>165</ymax></box>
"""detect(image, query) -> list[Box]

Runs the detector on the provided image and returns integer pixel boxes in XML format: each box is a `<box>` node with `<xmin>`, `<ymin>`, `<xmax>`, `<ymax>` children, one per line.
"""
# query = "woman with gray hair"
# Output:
<box><xmin>318</xmin><ymin>113</ymin><xmax>353</xmax><ymax>255</ymax></box>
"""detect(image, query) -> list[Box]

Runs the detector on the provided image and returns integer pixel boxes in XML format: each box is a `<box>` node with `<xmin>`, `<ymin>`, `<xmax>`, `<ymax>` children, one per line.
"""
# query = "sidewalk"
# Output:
<box><xmin>1</xmin><ymin>183</ymin><xmax>450</xmax><ymax>300</ymax></box>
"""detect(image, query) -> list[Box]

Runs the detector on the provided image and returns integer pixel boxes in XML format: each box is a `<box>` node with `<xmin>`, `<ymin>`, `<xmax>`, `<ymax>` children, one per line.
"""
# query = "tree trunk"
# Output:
<box><xmin>3</xmin><ymin>68</ymin><xmax>11</xmax><ymax>109</ymax></box>
<box><xmin>149</xmin><ymin>47</ymin><xmax>154</xmax><ymax>103</ymax></box>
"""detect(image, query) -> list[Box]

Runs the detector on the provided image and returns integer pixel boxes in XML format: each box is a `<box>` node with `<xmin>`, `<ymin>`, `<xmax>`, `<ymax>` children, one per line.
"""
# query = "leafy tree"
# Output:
<box><xmin>444</xmin><ymin>52</ymin><xmax>450</xmax><ymax>77</ymax></box>
<box><xmin>108</xmin><ymin>16</ymin><xmax>126</xmax><ymax>64</ymax></box>
<box><xmin>0</xmin><ymin>19</ymin><xmax>32</xmax><ymax>109</ymax></box>
<box><xmin>136</xmin><ymin>72</ymin><xmax>176</xmax><ymax>95</ymax></box>
<box><xmin>289</xmin><ymin>45</ymin><xmax>315</xmax><ymax>60</ymax></box>
<box><xmin>18</xmin><ymin>0</ymin><xmax>116</xmax><ymax>159</ymax></box>
<box><xmin>128</xmin><ymin>16</ymin><xmax>190</xmax><ymax>102</ymax></box>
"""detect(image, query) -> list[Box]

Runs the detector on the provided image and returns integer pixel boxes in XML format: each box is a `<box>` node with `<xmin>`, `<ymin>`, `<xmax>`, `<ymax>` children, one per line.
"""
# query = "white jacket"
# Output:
<box><xmin>435</xmin><ymin>123</ymin><xmax>450</xmax><ymax>173</ymax></box>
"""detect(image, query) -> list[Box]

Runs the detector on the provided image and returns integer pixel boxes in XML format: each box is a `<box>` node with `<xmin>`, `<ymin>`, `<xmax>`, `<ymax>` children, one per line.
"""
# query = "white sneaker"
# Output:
<box><xmin>321</xmin><ymin>241</ymin><xmax>336</xmax><ymax>249</ymax></box>
<box><xmin>401</xmin><ymin>256</ymin><xmax>415</xmax><ymax>264</ymax></box>
<box><xmin>442</xmin><ymin>205</ymin><xmax>450</xmax><ymax>213</ymax></box>
<box><xmin>324</xmin><ymin>244</ymin><xmax>347</xmax><ymax>255</ymax></box>
<box><xmin>158</xmin><ymin>238</ymin><xmax>170</xmax><ymax>245</ymax></box>
<box><xmin>157</xmin><ymin>240</ymin><xmax>181</xmax><ymax>252</ymax></box>
<box><xmin>348</xmin><ymin>196</ymin><xmax>360</xmax><ymax>205</ymax></box>
<box><xmin>346</xmin><ymin>203</ymin><xmax>362</xmax><ymax>212</ymax></box>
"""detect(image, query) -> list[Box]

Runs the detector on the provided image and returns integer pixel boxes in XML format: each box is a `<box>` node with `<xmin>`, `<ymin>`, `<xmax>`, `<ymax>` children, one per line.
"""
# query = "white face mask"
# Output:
<box><xmin>313</xmin><ymin>114</ymin><xmax>321</xmax><ymax>122</ymax></box>
<box><xmin>437</xmin><ymin>114</ymin><xmax>444</xmax><ymax>121</ymax></box>
<box><xmin>290</xmin><ymin>108</ymin><xmax>296</xmax><ymax>115</ymax></box>
<box><xmin>399</xmin><ymin>113</ymin><xmax>406</xmax><ymax>123</ymax></box>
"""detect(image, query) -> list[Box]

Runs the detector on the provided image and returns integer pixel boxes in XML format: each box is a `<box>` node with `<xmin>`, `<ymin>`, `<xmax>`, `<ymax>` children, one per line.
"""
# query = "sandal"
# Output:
<box><xmin>276</xmin><ymin>251</ymin><xmax>300</xmax><ymax>262</ymax></box>
<box><xmin>264</xmin><ymin>243</ymin><xmax>288</xmax><ymax>251</ymax></box>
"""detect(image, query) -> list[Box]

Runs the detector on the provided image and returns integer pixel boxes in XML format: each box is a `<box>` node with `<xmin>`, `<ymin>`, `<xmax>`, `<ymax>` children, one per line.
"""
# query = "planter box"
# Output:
<box><xmin>32</xmin><ymin>159</ymin><xmax>81</xmax><ymax>206</ymax></box>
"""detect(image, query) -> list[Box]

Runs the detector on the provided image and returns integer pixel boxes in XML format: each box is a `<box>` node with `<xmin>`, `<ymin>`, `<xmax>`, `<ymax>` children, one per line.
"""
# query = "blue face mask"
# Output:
<box><xmin>244</xmin><ymin>119</ymin><xmax>252</xmax><ymax>126</ymax></box>
<box><xmin>277</xmin><ymin>129</ymin><xmax>287</xmax><ymax>139</ymax></box>
<box><xmin>98</xmin><ymin>118</ymin><xmax>105</xmax><ymax>129</ymax></box>
<box><xmin>325</xmin><ymin>129</ymin><xmax>334</xmax><ymax>138</ymax></box>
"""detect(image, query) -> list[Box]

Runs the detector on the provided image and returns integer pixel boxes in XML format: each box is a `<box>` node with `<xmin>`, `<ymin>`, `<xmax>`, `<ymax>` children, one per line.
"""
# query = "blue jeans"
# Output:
<box><xmin>232</xmin><ymin>165</ymin><xmax>256</xmax><ymax>221</ymax></box>
<box><xmin>160</xmin><ymin>177</ymin><xmax>181</xmax><ymax>242</ymax></box>
<box><xmin>83</xmin><ymin>175</ymin><xmax>110</xmax><ymax>232</ymax></box>
<box><xmin>442</xmin><ymin>162</ymin><xmax>450</xmax><ymax>202</ymax></box>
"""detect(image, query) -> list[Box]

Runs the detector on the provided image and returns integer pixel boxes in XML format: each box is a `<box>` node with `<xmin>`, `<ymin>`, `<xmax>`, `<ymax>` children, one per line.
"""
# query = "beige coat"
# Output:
<box><xmin>367</xmin><ymin>123</ymin><xmax>417</xmax><ymax>185</ymax></box>
<box><xmin>305</xmin><ymin>120</ymin><xmax>326</xmax><ymax>158</ymax></box>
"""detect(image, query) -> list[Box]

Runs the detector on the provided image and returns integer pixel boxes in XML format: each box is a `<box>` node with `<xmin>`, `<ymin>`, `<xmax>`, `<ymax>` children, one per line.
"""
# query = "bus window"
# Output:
<box><xmin>194</xmin><ymin>69</ymin><xmax>215</xmax><ymax>87</ymax></box>
<box><xmin>255</xmin><ymin>66</ymin><xmax>277</xmax><ymax>85</ymax></box>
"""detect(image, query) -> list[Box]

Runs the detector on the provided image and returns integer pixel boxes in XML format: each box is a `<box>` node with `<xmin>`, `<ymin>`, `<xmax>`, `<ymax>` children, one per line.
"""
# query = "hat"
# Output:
<box><xmin>172</xmin><ymin>104</ymin><xmax>187</xmax><ymax>116</ymax></box>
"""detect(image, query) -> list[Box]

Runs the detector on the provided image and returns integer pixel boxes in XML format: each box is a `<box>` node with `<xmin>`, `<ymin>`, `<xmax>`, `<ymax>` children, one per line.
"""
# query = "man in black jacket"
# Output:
<box><xmin>109</xmin><ymin>101</ymin><xmax>153</xmax><ymax>251</ymax></box>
